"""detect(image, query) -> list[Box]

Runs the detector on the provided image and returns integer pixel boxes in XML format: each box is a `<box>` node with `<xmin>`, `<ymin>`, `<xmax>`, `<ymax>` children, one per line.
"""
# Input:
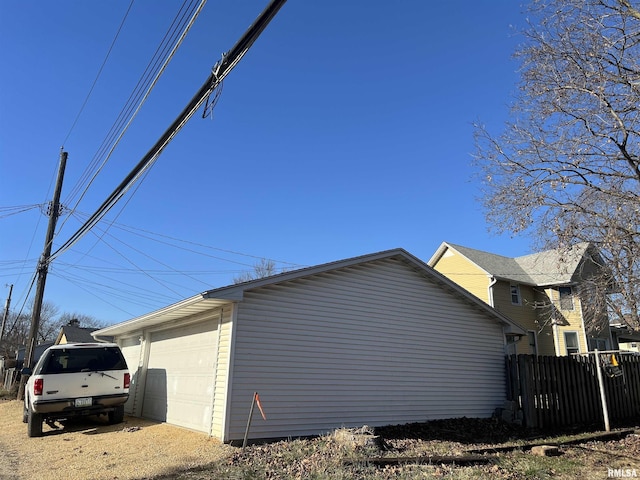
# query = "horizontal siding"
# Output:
<box><xmin>211</xmin><ymin>306</ymin><xmax>232</xmax><ymax>439</ymax></box>
<box><xmin>227</xmin><ymin>258</ymin><xmax>508</xmax><ymax>441</ymax></box>
<box><xmin>545</xmin><ymin>287</ymin><xmax>588</xmax><ymax>354</ymax></box>
<box><xmin>432</xmin><ymin>250</ymin><xmax>490</xmax><ymax>303</ymax></box>
<box><xmin>492</xmin><ymin>281</ymin><xmax>554</xmax><ymax>355</ymax></box>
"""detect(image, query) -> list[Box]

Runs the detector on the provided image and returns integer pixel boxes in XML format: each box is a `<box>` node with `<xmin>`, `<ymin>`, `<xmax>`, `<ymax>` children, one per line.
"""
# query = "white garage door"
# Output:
<box><xmin>120</xmin><ymin>336</ymin><xmax>142</xmax><ymax>415</ymax></box>
<box><xmin>142</xmin><ymin>319</ymin><xmax>218</xmax><ymax>433</ymax></box>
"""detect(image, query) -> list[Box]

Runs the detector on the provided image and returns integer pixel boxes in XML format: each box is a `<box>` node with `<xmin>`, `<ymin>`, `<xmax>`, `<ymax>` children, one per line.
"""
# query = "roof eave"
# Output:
<box><xmin>92</xmin><ymin>294</ymin><xmax>233</xmax><ymax>338</ymax></box>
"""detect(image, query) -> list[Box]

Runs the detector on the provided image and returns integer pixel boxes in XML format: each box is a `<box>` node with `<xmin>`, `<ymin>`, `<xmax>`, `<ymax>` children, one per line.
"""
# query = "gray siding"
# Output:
<box><xmin>226</xmin><ymin>257</ymin><xmax>507</xmax><ymax>441</ymax></box>
<box><xmin>211</xmin><ymin>306</ymin><xmax>233</xmax><ymax>438</ymax></box>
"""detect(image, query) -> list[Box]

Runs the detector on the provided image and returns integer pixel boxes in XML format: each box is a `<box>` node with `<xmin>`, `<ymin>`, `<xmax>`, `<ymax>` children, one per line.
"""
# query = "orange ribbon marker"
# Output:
<box><xmin>255</xmin><ymin>393</ymin><xmax>267</xmax><ymax>420</ymax></box>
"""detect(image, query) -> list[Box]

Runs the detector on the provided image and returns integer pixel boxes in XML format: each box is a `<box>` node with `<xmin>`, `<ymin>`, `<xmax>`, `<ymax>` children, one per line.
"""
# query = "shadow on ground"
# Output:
<box><xmin>373</xmin><ymin>417</ymin><xmax>640</xmax><ymax>444</ymax></box>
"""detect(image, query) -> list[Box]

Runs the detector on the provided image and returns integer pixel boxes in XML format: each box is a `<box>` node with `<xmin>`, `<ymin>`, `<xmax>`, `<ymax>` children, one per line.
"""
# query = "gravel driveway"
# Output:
<box><xmin>0</xmin><ymin>400</ymin><xmax>233</xmax><ymax>480</ymax></box>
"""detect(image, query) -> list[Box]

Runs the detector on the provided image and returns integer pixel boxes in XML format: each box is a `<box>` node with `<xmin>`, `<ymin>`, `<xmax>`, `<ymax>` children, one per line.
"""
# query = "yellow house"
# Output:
<box><xmin>428</xmin><ymin>242</ymin><xmax>612</xmax><ymax>356</ymax></box>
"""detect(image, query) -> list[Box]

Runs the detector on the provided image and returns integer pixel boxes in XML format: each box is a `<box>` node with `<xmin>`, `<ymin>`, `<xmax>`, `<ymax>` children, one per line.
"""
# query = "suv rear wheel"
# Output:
<box><xmin>27</xmin><ymin>403</ymin><xmax>43</xmax><ymax>437</ymax></box>
<box><xmin>108</xmin><ymin>405</ymin><xmax>125</xmax><ymax>425</ymax></box>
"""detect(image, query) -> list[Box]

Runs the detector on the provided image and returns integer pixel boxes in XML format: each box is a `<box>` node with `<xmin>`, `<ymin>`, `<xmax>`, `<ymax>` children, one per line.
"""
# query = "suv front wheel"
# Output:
<box><xmin>27</xmin><ymin>403</ymin><xmax>43</xmax><ymax>438</ymax></box>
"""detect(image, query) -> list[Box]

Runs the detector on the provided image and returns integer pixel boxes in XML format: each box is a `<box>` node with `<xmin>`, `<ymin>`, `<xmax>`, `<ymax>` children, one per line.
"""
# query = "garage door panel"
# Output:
<box><xmin>142</xmin><ymin>320</ymin><xmax>217</xmax><ymax>433</ymax></box>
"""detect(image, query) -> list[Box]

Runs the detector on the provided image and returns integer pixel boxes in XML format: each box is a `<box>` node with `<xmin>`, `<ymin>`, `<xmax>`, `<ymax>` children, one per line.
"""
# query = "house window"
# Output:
<box><xmin>559</xmin><ymin>286</ymin><xmax>574</xmax><ymax>310</ymax></box>
<box><xmin>527</xmin><ymin>330</ymin><xmax>538</xmax><ymax>355</ymax></box>
<box><xmin>564</xmin><ymin>331</ymin><xmax>580</xmax><ymax>356</ymax></box>
<box><xmin>510</xmin><ymin>284</ymin><xmax>521</xmax><ymax>305</ymax></box>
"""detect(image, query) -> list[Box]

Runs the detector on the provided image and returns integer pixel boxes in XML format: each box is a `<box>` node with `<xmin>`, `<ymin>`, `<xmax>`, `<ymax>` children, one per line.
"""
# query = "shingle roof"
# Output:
<box><xmin>514</xmin><ymin>243</ymin><xmax>591</xmax><ymax>286</ymax></box>
<box><xmin>444</xmin><ymin>242</ymin><xmax>592</xmax><ymax>287</ymax></box>
<box><xmin>58</xmin><ymin>325</ymin><xmax>100</xmax><ymax>343</ymax></box>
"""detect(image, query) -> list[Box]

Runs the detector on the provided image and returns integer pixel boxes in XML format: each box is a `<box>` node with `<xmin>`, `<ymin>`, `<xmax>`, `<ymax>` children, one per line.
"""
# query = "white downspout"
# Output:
<box><xmin>488</xmin><ymin>275</ymin><xmax>497</xmax><ymax>308</ymax></box>
<box><xmin>551</xmin><ymin>288</ymin><xmax>560</xmax><ymax>356</ymax></box>
<box><xmin>578</xmin><ymin>292</ymin><xmax>589</xmax><ymax>352</ymax></box>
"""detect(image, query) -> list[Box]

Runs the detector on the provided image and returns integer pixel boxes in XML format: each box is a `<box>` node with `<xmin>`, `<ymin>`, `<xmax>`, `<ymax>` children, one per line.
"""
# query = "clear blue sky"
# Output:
<box><xmin>1</xmin><ymin>0</ymin><xmax>531</xmax><ymax>325</ymax></box>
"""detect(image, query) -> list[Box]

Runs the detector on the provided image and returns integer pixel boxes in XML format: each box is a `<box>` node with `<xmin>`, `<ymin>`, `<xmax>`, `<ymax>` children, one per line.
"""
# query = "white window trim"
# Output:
<box><xmin>564</xmin><ymin>331</ymin><xmax>580</xmax><ymax>356</ymax></box>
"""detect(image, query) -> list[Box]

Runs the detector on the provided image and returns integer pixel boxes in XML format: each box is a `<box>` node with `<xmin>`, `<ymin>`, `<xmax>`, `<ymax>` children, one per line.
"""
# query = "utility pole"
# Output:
<box><xmin>17</xmin><ymin>150</ymin><xmax>67</xmax><ymax>400</ymax></box>
<box><xmin>0</xmin><ymin>284</ymin><xmax>13</xmax><ymax>343</ymax></box>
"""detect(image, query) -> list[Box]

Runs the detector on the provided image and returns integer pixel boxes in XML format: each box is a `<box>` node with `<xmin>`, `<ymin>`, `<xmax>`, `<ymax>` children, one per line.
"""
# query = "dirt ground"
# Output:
<box><xmin>0</xmin><ymin>400</ymin><xmax>233</xmax><ymax>480</ymax></box>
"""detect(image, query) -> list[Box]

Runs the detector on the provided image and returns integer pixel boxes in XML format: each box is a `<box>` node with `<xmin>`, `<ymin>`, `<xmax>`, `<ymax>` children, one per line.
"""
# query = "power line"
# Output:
<box><xmin>106</xmin><ymin>220</ymin><xmax>303</xmax><ymax>267</ymax></box>
<box><xmin>0</xmin><ymin>204</ymin><xmax>42</xmax><ymax>219</ymax></box>
<box><xmin>63</xmin><ymin>0</ymin><xmax>207</xmax><ymax>210</ymax></box>
<box><xmin>61</xmin><ymin>0</ymin><xmax>135</xmax><ymax>147</ymax></box>
<box><xmin>50</xmin><ymin>0</ymin><xmax>288</xmax><ymax>262</ymax></box>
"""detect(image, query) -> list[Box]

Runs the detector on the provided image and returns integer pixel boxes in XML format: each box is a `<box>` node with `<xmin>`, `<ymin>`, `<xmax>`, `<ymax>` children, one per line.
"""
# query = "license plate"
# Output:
<box><xmin>75</xmin><ymin>397</ymin><xmax>92</xmax><ymax>407</ymax></box>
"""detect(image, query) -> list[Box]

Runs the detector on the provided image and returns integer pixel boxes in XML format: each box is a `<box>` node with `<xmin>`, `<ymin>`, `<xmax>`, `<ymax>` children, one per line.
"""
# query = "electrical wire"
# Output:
<box><xmin>71</xmin><ymin>209</ymin><xmax>304</xmax><ymax>268</ymax></box>
<box><xmin>63</xmin><ymin>0</ymin><xmax>206</xmax><ymax>209</ymax></box>
<box><xmin>49</xmin><ymin>270</ymin><xmax>171</xmax><ymax>314</ymax></box>
<box><xmin>0</xmin><ymin>204</ymin><xmax>42</xmax><ymax>219</ymax></box>
<box><xmin>50</xmin><ymin>0</ymin><xmax>288</xmax><ymax>262</ymax></box>
<box><xmin>61</xmin><ymin>0</ymin><xmax>135</xmax><ymax>147</ymax></box>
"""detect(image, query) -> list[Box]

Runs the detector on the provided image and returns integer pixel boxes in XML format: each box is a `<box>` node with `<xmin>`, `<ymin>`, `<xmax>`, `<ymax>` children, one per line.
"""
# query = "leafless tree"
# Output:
<box><xmin>474</xmin><ymin>0</ymin><xmax>640</xmax><ymax>331</ymax></box>
<box><xmin>233</xmin><ymin>258</ymin><xmax>279</xmax><ymax>284</ymax></box>
<box><xmin>0</xmin><ymin>302</ymin><xmax>103</xmax><ymax>358</ymax></box>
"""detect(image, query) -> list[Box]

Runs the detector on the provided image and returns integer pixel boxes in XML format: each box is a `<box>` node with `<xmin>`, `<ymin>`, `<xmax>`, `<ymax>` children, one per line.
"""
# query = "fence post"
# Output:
<box><xmin>594</xmin><ymin>349</ymin><xmax>611</xmax><ymax>432</ymax></box>
<box><xmin>243</xmin><ymin>392</ymin><xmax>258</xmax><ymax>448</ymax></box>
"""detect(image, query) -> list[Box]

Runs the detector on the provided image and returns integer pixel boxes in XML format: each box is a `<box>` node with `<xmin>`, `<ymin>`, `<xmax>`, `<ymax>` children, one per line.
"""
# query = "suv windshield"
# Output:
<box><xmin>38</xmin><ymin>347</ymin><xmax>127</xmax><ymax>374</ymax></box>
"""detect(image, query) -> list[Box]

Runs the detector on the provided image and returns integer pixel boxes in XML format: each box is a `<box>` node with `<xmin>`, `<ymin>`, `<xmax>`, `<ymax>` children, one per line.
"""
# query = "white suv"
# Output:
<box><xmin>22</xmin><ymin>343</ymin><xmax>130</xmax><ymax>437</ymax></box>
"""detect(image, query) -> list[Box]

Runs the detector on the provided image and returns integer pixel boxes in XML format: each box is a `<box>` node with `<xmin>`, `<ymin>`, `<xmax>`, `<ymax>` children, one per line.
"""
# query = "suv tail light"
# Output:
<box><xmin>34</xmin><ymin>378</ymin><xmax>43</xmax><ymax>396</ymax></box>
<box><xmin>124</xmin><ymin>373</ymin><xmax>130</xmax><ymax>389</ymax></box>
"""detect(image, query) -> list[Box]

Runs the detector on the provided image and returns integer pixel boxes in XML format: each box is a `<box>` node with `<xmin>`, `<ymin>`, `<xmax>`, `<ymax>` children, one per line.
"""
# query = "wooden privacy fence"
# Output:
<box><xmin>505</xmin><ymin>353</ymin><xmax>640</xmax><ymax>430</ymax></box>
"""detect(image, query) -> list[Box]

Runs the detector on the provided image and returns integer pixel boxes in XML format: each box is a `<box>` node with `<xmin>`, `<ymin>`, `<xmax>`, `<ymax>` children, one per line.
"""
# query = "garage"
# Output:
<box><xmin>141</xmin><ymin>319</ymin><xmax>218</xmax><ymax>433</ymax></box>
<box><xmin>94</xmin><ymin>249</ymin><xmax>526</xmax><ymax>442</ymax></box>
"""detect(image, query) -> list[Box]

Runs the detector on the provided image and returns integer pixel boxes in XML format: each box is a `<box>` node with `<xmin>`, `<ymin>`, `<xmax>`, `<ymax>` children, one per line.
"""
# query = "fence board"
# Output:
<box><xmin>505</xmin><ymin>354</ymin><xmax>640</xmax><ymax>430</ymax></box>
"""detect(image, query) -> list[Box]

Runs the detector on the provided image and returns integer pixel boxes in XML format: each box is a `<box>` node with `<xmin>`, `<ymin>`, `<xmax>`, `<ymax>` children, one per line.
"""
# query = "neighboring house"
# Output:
<box><xmin>54</xmin><ymin>319</ymin><xmax>104</xmax><ymax>345</ymax></box>
<box><xmin>93</xmin><ymin>248</ymin><xmax>525</xmax><ymax>443</ymax></box>
<box><xmin>428</xmin><ymin>242</ymin><xmax>612</xmax><ymax>357</ymax></box>
<box><xmin>611</xmin><ymin>324</ymin><xmax>640</xmax><ymax>353</ymax></box>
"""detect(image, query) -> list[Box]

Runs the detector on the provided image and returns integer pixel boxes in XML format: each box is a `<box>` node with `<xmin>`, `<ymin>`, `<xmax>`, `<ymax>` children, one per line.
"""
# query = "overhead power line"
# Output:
<box><xmin>50</xmin><ymin>0</ymin><xmax>288</xmax><ymax>262</ymax></box>
<box><xmin>0</xmin><ymin>204</ymin><xmax>42</xmax><ymax>219</ymax></box>
<box><xmin>64</xmin><ymin>0</ymin><xmax>206</xmax><ymax>209</ymax></box>
<box><xmin>61</xmin><ymin>0</ymin><xmax>135</xmax><ymax>147</ymax></box>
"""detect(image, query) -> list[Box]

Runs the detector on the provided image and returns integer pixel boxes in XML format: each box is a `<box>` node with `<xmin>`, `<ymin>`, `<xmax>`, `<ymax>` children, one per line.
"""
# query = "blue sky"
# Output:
<box><xmin>1</xmin><ymin>0</ymin><xmax>530</xmax><ymax>325</ymax></box>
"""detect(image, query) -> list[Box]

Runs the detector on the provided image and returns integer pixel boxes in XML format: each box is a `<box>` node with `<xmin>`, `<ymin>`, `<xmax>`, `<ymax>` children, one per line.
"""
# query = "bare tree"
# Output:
<box><xmin>233</xmin><ymin>258</ymin><xmax>279</xmax><ymax>284</ymax></box>
<box><xmin>0</xmin><ymin>302</ymin><xmax>103</xmax><ymax>358</ymax></box>
<box><xmin>56</xmin><ymin>312</ymin><xmax>105</xmax><ymax>329</ymax></box>
<box><xmin>474</xmin><ymin>0</ymin><xmax>640</xmax><ymax>330</ymax></box>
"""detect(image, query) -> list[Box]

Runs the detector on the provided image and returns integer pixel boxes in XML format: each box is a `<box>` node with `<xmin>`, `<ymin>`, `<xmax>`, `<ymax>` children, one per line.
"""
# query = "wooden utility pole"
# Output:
<box><xmin>17</xmin><ymin>150</ymin><xmax>67</xmax><ymax>400</ymax></box>
<box><xmin>0</xmin><ymin>284</ymin><xmax>13</xmax><ymax>343</ymax></box>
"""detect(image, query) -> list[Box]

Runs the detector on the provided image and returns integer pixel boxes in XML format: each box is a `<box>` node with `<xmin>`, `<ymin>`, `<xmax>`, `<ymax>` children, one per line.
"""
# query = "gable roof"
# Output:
<box><xmin>55</xmin><ymin>325</ymin><xmax>101</xmax><ymax>345</ymax></box>
<box><xmin>94</xmin><ymin>248</ymin><xmax>526</xmax><ymax>338</ymax></box>
<box><xmin>429</xmin><ymin>241</ymin><xmax>594</xmax><ymax>287</ymax></box>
